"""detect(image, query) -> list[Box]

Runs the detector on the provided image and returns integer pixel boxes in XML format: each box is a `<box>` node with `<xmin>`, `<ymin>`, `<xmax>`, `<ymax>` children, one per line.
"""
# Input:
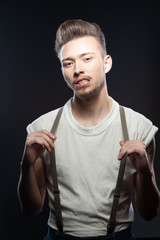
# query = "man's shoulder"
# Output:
<box><xmin>113</xmin><ymin>99</ymin><xmax>151</xmax><ymax>124</ymax></box>
<box><xmin>123</xmin><ymin>105</ymin><xmax>152</xmax><ymax>125</ymax></box>
<box><xmin>121</xmin><ymin>105</ymin><xmax>158</xmax><ymax>146</ymax></box>
<box><xmin>26</xmin><ymin>107</ymin><xmax>62</xmax><ymax>133</ymax></box>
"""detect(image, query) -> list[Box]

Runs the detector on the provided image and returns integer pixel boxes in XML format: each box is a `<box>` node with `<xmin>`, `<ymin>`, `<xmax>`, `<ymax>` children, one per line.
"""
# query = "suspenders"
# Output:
<box><xmin>107</xmin><ymin>106</ymin><xmax>129</xmax><ymax>234</ymax></box>
<box><xmin>49</xmin><ymin>106</ymin><xmax>129</xmax><ymax>234</ymax></box>
<box><xmin>50</xmin><ymin>108</ymin><xmax>64</xmax><ymax>232</ymax></box>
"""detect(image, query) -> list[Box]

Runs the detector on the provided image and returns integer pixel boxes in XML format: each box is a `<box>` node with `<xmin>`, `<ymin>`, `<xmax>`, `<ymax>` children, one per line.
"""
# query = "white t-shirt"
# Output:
<box><xmin>27</xmin><ymin>98</ymin><xmax>158</xmax><ymax>237</ymax></box>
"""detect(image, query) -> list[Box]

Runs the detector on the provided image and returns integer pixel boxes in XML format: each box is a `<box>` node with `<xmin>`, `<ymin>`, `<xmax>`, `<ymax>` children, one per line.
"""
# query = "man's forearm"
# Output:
<box><xmin>135</xmin><ymin>169</ymin><xmax>160</xmax><ymax>220</ymax></box>
<box><xmin>17</xmin><ymin>162</ymin><xmax>44</xmax><ymax>217</ymax></box>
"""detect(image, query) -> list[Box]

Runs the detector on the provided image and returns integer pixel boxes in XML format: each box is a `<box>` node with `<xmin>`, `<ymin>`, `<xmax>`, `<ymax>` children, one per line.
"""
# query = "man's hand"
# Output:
<box><xmin>23</xmin><ymin>130</ymin><xmax>56</xmax><ymax>164</ymax></box>
<box><xmin>18</xmin><ymin>130</ymin><xmax>55</xmax><ymax>217</ymax></box>
<box><xmin>119</xmin><ymin>138</ymin><xmax>160</xmax><ymax>220</ymax></box>
<box><xmin>118</xmin><ymin>140</ymin><xmax>151</xmax><ymax>174</ymax></box>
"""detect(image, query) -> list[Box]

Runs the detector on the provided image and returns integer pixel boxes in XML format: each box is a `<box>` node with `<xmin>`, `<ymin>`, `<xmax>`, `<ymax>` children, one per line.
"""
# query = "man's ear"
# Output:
<box><xmin>104</xmin><ymin>55</ymin><xmax>112</xmax><ymax>74</ymax></box>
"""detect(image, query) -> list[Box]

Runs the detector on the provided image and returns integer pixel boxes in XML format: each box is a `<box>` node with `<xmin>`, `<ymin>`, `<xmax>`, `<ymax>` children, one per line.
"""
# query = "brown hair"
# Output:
<box><xmin>55</xmin><ymin>19</ymin><xmax>107</xmax><ymax>57</ymax></box>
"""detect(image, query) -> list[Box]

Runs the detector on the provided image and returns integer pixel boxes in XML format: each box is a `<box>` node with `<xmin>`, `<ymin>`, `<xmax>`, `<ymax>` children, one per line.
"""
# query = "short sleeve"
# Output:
<box><xmin>25</xmin><ymin>108</ymin><xmax>60</xmax><ymax>134</ymax></box>
<box><xmin>136</xmin><ymin>114</ymin><xmax>158</xmax><ymax>147</ymax></box>
<box><xmin>124</xmin><ymin>107</ymin><xmax>158</xmax><ymax>147</ymax></box>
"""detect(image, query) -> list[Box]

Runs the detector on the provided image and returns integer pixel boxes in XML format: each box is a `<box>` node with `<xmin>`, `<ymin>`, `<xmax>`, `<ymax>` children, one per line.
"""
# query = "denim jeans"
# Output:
<box><xmin>43</xmin><ymin>226</ymin><xmax>135</xmax><ymax>240</ymax></box>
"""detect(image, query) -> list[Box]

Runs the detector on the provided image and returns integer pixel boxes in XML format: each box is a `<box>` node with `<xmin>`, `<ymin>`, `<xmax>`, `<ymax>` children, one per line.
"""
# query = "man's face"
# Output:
<box><xmin>60</xmin><ymin>36</ymin><xmax>111</xmax><ymax>100</ymax></box>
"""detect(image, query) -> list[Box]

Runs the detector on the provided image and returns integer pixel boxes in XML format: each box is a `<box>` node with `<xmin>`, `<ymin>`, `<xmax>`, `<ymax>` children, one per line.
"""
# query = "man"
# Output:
<box><xmin>17</xmin><ymin>19</ymin><xmax>160</xmax><ymax>240</ymax></box>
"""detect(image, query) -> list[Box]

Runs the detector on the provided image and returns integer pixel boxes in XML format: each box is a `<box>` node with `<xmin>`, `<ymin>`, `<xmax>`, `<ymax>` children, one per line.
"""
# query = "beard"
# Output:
<box><xmin>73</xmin><ymin>79</ymin><xmax>105</xmax><ymax>100</ymax></box>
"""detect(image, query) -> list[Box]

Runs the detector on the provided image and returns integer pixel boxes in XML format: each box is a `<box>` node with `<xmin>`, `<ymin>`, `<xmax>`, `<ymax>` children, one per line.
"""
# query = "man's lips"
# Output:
<box><xmin>74</xmin><ymin>77</ymin><xmax>91</xmax><ymax>85</ymax></box>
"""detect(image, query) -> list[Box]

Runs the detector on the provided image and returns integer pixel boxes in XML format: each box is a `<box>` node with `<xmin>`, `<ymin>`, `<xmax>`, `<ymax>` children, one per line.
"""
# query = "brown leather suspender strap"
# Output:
<box><xmin>107</xmin><ymin>106</ymin><xmax>129</xmax><ymax>234</ymax></box>
<box><xmin>50</xmin><ymin>107</ymin><xmax>64</xmax><ymax>232</ymax></box>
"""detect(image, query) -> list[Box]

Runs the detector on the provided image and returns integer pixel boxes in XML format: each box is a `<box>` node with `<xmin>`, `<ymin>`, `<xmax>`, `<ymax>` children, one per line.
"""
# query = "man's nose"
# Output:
<box><xmin>74</xmin><ymin>61</ymin><xmax>85</xmax><ymax>76</ymax></box>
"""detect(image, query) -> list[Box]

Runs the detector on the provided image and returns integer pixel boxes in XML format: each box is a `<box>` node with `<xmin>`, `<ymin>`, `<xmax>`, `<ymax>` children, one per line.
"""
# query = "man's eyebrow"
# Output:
<box><xmin>61</xmin><ymin>52</ymin><xmax>95</xmax><ymax>63</ymax></box>
<box><xmin>79</xmin><ymin>52</ymin><xmax>95</xmax><ymax>57</ymax></box>
<box><xmin>61</xmin><ymin>57</ymin><xmax>74</xmax><ymax>63</ymax></box>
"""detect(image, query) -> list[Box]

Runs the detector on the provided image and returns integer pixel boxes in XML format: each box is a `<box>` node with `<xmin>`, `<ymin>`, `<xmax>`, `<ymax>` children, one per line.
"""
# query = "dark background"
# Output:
<box><xmin>1</xmin><ymin>1</ymin><xmax>160</xmax><ymax>239</ymax></box>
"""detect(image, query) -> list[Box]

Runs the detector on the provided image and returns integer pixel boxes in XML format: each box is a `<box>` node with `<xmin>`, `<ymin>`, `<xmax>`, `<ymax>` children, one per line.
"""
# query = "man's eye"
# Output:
<box><xmin>63</xmin><ymin>62</ymin><xmax>72</xmax><ymax>68</ymax></box>
<box><xmin>85</xmin><ymin>57</ymin><xmax>92</xmax><ymax>62</ymax></box>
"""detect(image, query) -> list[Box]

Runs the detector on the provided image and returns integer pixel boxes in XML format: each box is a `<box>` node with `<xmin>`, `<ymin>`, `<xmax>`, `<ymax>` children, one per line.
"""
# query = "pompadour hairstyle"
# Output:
<box><xmin>55</xmin><ymin>19</ymin><xmax>107</xmax><ymax>57</ymax></box>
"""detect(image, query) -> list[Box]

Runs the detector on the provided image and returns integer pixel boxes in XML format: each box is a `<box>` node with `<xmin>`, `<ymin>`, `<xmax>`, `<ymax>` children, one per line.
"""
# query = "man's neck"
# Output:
<box><xmin>71</xmin><ymin>92</ymin><xmax>113</xmax><ymax>127</ymax></box>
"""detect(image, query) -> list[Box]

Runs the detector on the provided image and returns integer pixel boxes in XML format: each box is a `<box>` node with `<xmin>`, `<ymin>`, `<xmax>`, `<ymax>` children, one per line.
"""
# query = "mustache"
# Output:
<box><xmin>74</xmin><ymin>75</ymin><xmax>91</xmax><ymax>84</ymax></box>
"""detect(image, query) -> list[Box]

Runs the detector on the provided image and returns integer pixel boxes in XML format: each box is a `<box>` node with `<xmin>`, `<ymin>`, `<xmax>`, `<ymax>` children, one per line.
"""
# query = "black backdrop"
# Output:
<box><xmin>1</xmin><ymin>1</ymin><xmax>160</xmax><ymax>239</ymax></box>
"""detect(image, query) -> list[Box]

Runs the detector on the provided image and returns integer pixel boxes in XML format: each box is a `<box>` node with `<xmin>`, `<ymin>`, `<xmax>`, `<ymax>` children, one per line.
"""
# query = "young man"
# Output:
<box><xmin>17</xmin><ymin>19</ymin><xmax>160</xmax><ymax>240</ymax></box>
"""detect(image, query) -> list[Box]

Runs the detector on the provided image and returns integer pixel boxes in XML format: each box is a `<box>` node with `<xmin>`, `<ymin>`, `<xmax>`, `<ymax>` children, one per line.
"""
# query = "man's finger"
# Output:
<box><xmin>119</xmin><ymin>140</ymin><xmax>124</xmax><ymax>146</ymax></box>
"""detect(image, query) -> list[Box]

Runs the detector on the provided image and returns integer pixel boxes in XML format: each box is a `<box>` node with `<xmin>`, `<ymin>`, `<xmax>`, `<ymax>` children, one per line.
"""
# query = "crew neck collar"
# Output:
<box><xmin>64</xmin><ymin>98</ymin><xmax>119</xmax><ymax>136</ymax></box>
